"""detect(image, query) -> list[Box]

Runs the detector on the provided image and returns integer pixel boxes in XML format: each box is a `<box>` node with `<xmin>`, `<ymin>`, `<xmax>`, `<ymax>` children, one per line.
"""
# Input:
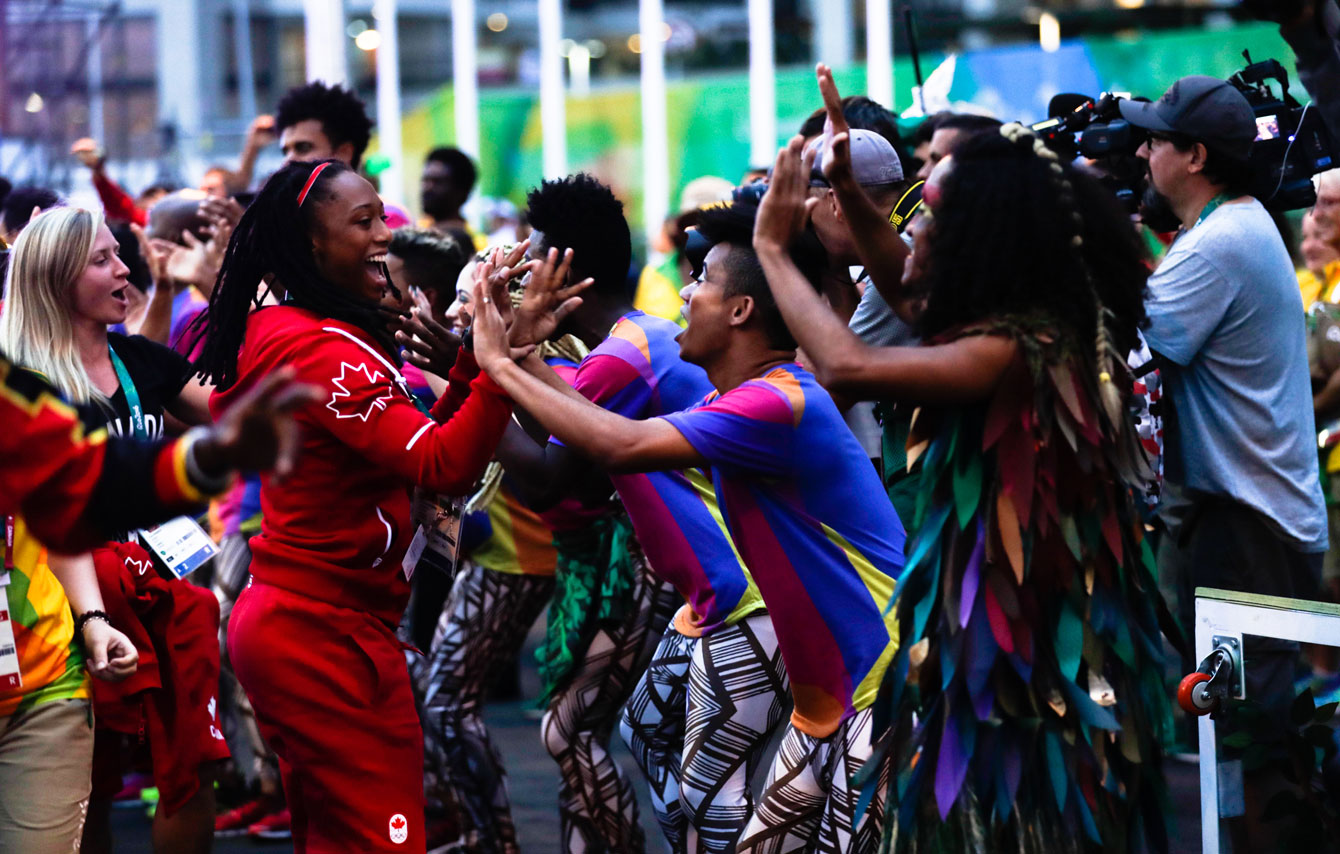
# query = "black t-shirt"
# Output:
<box><xmin>79</xmin><ymin>332</ymin><xmax>193</xmax><ymax>441</ymax></box>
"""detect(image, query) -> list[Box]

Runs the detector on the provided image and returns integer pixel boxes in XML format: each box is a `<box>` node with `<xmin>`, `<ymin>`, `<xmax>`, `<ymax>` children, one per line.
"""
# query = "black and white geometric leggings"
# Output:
<box><xmin>619</xmin><ymin>612</ymin><xmax>789</xmax><ymax>853</ymax></box>
<box><xmin>735</xmin><ymin>706</ymin><xmax>889</xmax><ymax>854</ymax></box>
<box><xmin>541</xmin><ymin>562</ymin><xmax>680</xmax><ymax>854</ymax></box>
<box><xmin>419</xmin><ymin>562</ymin><xmax>556</xmax><ymax>854</ymax></box>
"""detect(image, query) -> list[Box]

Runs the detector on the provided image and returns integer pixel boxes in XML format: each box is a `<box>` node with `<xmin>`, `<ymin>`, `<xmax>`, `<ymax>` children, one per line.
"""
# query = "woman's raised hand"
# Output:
<box><xmin>510</xmin><ymin>247</ymin><xmax>592</xmax><ymax>349</ymax></box>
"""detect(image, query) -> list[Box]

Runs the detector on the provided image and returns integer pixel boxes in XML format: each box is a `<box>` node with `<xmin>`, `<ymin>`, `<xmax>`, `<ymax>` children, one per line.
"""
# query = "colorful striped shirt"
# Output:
<box><xmin>569</xmin><ymin>311</ymin><xmax>764</xmax><ymax>636</ymax></box>
<box><xmin>662</xmin><ymin>364</ymin><xmax>906</xmax><ymax>736</ymax></box>
<box><xmin>466</xmin><ymin>481</ymin><xmax>559</xmax><ymax>576</ymax></box>
<box><xmin>0</xmin><ymin>516</ymin><xmax>90</xmax><ymax>717</ymax></box>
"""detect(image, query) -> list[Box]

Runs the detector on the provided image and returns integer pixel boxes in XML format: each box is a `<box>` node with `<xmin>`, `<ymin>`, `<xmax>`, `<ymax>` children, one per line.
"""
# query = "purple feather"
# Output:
<box><xmin>935</xmin><ymin>712</ymin><xmax>970</xmax><ymax>820</ymax></box>
<box><xmin>959</xmin><ymin>523</ymin><xmax>986</xmax><ymax>628</ymax></box>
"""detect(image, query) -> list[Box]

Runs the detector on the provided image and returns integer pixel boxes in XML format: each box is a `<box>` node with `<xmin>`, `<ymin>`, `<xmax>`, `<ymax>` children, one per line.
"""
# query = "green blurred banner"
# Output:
<box><xmin>383</xmin><ymin>22</ymin><xmax>1294</xmax><ymax>236</ymax></box>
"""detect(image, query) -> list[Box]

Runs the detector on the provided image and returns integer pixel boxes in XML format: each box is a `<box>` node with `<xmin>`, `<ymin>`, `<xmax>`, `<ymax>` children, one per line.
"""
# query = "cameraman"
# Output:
<box><xmin>1124</xmin><ymin>75</ymin><xmax>1326</xmax><ymax>840</ymax></box>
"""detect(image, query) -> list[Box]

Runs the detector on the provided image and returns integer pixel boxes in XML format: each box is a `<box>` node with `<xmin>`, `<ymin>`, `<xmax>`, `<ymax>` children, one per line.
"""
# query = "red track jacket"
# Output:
<box><xmin>211</xmin><ymin>306</ymin><xmax>512</xmax><ymax>626</ymax></box>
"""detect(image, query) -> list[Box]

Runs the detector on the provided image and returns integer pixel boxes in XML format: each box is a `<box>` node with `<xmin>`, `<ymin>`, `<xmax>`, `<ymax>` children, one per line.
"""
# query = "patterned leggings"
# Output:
<box><xmin>541</xmin><ymin>560</ymin><xmax>679</xmax><ymax>854</ymax></box>
<box><xmin>620</xmin><ymin>613</ymin><xmax>789</xmax><ymax>853</ymax></box>
<box><xmin>418</xmin><ymin>563</ymin><xmax>555</xmax><ymax>854</ymax></box>
<box><xmin>735</xmin><ymin>707</ymin><xmax>889</xmax><ymax>854</ymax></box>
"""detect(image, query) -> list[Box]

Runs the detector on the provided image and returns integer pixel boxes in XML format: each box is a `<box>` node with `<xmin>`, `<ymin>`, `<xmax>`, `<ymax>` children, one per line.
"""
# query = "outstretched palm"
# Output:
<box><xmin>511</xmin><ymin>246</ymin><xmax>593</xmax><ymax>348</ymax></box>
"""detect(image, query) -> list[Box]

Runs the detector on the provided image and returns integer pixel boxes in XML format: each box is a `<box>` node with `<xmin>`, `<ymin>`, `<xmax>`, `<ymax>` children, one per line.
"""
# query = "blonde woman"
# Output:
<box><xmin>0</xmin><ymin>206</ymin><xmax>221</xmax><ymax>854</ymax></box>
<box><xmin>0</xmin><ymin>207</ymin><xmax>143</xmax><ymax>853</ymax></box>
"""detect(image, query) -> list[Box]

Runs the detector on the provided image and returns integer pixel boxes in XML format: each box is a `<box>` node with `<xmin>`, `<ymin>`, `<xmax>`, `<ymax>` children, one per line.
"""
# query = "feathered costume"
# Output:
<box><xmin>865</xmin><ymin>315</ymin><xmax>1169</xmax><ymax>854</ymax></box>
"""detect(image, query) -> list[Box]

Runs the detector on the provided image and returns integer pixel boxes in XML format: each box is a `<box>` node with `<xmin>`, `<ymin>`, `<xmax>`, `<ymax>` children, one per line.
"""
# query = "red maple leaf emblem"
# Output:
<box><xmin>391</xmin><ymin>816</ymin><xmax>405</xmax><ymax>830</ymax></box>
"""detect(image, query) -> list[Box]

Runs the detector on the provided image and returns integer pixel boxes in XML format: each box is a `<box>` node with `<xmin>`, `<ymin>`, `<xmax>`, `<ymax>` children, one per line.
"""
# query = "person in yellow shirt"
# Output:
<box><xmin>633</xmin><ymin>177</ymin><xmax>734</xmax><ymax>324</ymax></box>
<box><xmin>1299</xmin><ymin>206</ymin><xmax>1340</xmax><ymax>307</ymax></box>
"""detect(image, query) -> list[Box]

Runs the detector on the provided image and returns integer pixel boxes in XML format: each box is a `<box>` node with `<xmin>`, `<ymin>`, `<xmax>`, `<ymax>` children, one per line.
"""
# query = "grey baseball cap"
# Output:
<box><xmin>807</xmin><ymin>129</ymin><xmax>905</xmax><ymax>187</ymax></box>
<box><xmin>1118</xmin><ymin>75</ymin><xmax>1256</xmax><ymax>161</ymax></box>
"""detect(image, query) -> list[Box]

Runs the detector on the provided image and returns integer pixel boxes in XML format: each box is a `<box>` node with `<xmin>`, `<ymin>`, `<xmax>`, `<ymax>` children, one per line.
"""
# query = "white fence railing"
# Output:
<box><xmin>1192</xmin><ymin>587</ymin><xmax>1340</xmax><ymax>852</ymax></box>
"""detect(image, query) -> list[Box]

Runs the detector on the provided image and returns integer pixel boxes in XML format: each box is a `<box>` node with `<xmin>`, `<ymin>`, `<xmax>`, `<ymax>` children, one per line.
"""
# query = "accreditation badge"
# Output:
<box><xmin>405</xmin><ymin>492</ymin><xmax>464</xmax><ymax>582</ymax></box>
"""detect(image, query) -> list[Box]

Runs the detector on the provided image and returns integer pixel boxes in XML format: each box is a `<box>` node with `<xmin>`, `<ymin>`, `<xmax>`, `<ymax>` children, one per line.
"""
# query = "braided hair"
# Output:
<box><xmin>916</xmin><ymin>124</ymin><xmax>1150</xmax><ymax>427</ymax></box>
<box><xmin>193</xmin><ymin>159</ymin><xmax>398</xmax><ymax>389</ymax></box>
<box><xmin>915</xmin><ymin>126</ymin><xmax>1148</xmax><ymax>357</ymax></box>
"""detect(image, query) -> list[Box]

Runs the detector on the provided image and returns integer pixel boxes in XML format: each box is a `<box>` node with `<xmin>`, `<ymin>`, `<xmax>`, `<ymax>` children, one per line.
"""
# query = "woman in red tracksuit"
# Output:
<box><xmin>196</xmin><ymin>159</ymin><xmax>513</xmax><ymax>854</ymax></box>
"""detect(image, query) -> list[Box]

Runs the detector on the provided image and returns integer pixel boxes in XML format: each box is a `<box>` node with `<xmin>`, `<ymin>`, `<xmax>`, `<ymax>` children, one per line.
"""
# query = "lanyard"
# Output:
<box><xmin>108</xmin><ymin>343</ymin><xmax>147</xmax><ymax>440</ymax></box>
<box><xmin>1194</xmin><ymin>192</ymin><xmax>1234</xmax><ymax>230</ymax></box>
<box><xmin>409</xmin><ymin>390</ymin><xmax>430</xmax><ymax>417</ymax></box>
<box><xmin>3</xmin><ymin>515</ymin><xmax>13</xmax><ymax>571</ymax></box>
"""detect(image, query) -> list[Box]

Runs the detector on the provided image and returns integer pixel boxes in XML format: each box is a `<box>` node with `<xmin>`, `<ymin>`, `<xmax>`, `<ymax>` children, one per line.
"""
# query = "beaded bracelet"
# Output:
<box><xmin>74</xmin><ymin>609</ymin><xmax>111</xmax><ymax>638</ymax></box>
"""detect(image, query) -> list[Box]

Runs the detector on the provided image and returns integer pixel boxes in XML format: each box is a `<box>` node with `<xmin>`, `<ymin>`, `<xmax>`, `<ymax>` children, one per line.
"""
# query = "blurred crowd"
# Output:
<box><xmin>5</xmin><ymin>7</ymin><xmax>1340</xmax><ymax>854</ymax></box>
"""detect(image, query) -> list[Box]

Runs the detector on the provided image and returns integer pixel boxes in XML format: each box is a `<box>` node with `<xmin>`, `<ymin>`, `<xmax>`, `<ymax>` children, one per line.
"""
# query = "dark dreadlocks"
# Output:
<box><xmin>193</xmin><ymin>159</ymin><xmax>398</xmax><ymax>389</ymax></box>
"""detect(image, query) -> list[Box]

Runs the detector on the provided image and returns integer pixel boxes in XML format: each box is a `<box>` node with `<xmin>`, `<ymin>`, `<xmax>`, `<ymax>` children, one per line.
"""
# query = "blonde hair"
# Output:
<box><xmin>0</xmin><ymin>206</ymin><xmax>105</xmax><ymax>404</ymax></box>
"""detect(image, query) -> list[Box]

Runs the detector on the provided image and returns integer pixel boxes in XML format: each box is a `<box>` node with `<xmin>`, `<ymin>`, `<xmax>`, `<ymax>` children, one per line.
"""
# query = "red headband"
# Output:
<box><xmin>296</xmin><ymin>162</ymin><xmax>333</xmax><ymax>207</ymax></box>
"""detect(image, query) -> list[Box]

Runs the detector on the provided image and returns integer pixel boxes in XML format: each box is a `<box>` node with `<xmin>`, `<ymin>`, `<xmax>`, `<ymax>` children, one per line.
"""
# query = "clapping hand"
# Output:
<box><xmin>470</xmin><ymin>263</ymin><xmax>533</xmax><ymax>371</ymax></box>
<box><xmin>164</xmin><ymin>229</ymin><xmax>216</xmax><ymax>291</ymax></box>
<box><xmin>130</xmin><ymin>223</ymin><xmax>171</xmax><ymax>287</ymax></box>
<box><xmin>482</xmin><ymin>241</ymin><xmax>534</xmax><ymax>334</ymax></box>
<box><xmin>200</xmin><ymin>195</ymin><xmax>245</xmax><ymax>231</ymax></box>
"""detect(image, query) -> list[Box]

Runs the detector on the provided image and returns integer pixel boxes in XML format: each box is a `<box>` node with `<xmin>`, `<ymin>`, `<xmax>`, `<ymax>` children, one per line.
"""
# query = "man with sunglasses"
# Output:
<box><xmin>1125</xmin><ymin>75</ymin><xmax>1326</xmax><ymax>845</ymax></box>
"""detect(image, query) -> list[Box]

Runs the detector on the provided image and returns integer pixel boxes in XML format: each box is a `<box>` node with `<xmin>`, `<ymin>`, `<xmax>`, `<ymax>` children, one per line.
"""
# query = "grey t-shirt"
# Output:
<box><xmin>1145</xmin><ymin>199</ymin><xmax>1327</xmax><ymax>552</ymax></box>
<box><xmin>844</xmin><ymin>277</ymin><xmax>920</xmax><ymax>458</ymax></box>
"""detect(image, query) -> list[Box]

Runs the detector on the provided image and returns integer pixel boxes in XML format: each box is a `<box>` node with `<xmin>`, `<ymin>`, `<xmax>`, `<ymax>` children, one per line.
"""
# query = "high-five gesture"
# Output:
<box><xmin>470</xmin><ymin>268</ymin><xmax>531</xmax><ymax>370</ymax></box>
<box><xmin>510</xmin><ymin>247</ymin><xmax>593</xmax><ymax>349</ymax></box>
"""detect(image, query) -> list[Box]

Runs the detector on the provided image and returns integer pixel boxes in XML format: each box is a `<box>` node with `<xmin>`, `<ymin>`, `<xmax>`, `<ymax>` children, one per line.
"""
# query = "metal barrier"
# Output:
<box><xmin>1185</xmin><ymin>587</ymin><xmax>1340</xmax><ymax>852</ymax></box>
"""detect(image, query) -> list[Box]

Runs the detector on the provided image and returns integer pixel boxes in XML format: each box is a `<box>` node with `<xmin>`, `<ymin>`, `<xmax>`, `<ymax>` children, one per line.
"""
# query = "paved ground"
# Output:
<box><xmin>112</xmin><ymin>707</ymin><xmax>1205</xmax><ymax>853</ymax></box>
<box><xmin>111</xmin><ymin>621</ymin><xmax>1206</xmax><ymax>853</ymax></box>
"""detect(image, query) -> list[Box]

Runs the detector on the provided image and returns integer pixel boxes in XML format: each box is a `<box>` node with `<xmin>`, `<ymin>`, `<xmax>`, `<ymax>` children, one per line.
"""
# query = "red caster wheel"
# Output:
<box><xmin>1178</xmin><ymin>672</ymin><xmax>1217</xmax><ymax>715</ymax></box>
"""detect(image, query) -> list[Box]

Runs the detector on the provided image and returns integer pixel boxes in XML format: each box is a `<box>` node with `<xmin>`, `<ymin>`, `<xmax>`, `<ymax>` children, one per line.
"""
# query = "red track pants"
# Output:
<box><xmin>229</xmin><ymin>582</ymin><xmax>425</xmax><ymax>853</ymax></box>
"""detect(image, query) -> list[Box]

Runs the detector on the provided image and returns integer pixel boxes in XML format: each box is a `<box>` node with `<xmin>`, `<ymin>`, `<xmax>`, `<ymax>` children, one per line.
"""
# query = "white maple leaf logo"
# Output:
<box><xmin>124</xmin><ymin>556</ymin><xmax>149</xmax><ymax>576</ymax></box>
<box><xmin>326</xmin><ymin>362</ymin><xmax>394</xmax><ymax>422</ymax></box>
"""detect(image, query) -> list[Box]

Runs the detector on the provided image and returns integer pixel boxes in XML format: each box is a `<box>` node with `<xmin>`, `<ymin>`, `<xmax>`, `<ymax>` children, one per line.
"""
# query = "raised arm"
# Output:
<box><xmin>229</xmin><ymin>115</ymin><xmax>276</xmax><ymax>193</ymax></box>
<box><xmin>2</xmin><ymin>359</ymin><xmax>314</xmax><ymax>553</ymax></box>
<box><xmin>301</xmin><ymin>329</ymin><xmax>513</xmax><ymax>495</ymax></box>
<box><xmin>754</xmin><ymin>138</ymin><xmax>1017</xmax><ymax>403</ymax></box>
<box><xmin>471</xmin><ymin>271</ymin><xmax>703</xmax><ymax>473</ymax></box>
<box><xmin>815</xmin><ymin>64</ymin><xmax>915</xmax><ymax>318</ymax></box>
